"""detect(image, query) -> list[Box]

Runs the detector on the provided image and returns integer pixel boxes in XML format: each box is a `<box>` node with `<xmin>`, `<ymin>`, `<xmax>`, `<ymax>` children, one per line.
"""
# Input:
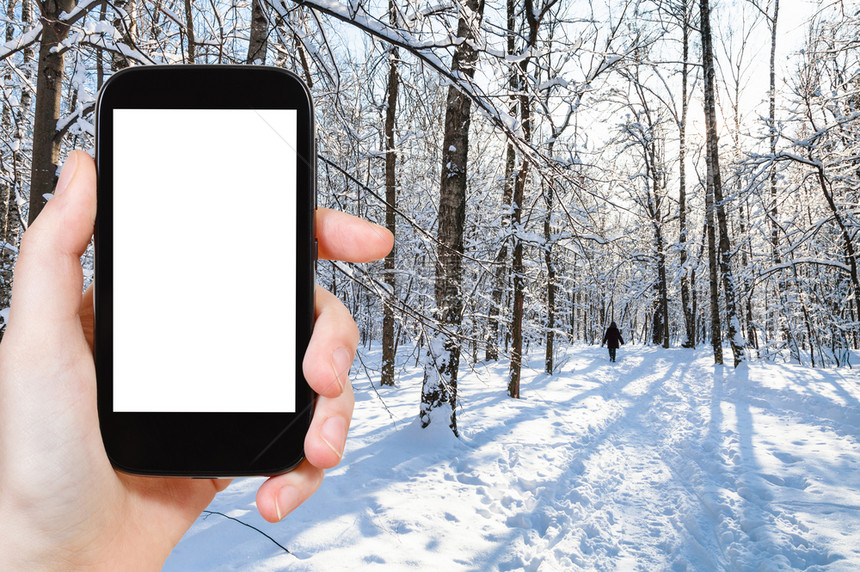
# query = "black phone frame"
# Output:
<box><xmin>95</xmin><ymin>65</ymin><xmax>316</xmax><ymax>477</ymax></box>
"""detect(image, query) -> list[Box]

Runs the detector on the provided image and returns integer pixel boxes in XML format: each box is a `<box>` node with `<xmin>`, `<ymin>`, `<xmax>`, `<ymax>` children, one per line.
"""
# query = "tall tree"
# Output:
<box><xmin>508</xmin><ymin>1</ymin><xmax>536</xmax><ymax>399</ymax></box>
<box><xmin>700</xmin><ymin>0</ymin><xmax>745</xmax><ymax>366</ymax></box>
<box><xmin>508</xmin><ymin>0</ymin><xmax>559</xmax><ymax>397</ymax></box>
<box><xmin>765</xmin><ymin>0</ymin><xmax>785</xmax><ymax>349</ymax></box>
<box><xmin>485</xmin><ymin>0</ymin><xmax>517</xmax><ymax>363</ymax></box>
<box><xmin>715</xmin><ymin>0</ymin><xmax>760</xmax><ymax>353</ymax></box>
<box><xmin>617</xmin><ymin>51</ymin><xmax>671</xmax><ymax>350</ymax></box>
<box><xmin>380</xmin><ymin>0</ymin><xmax>399</xmax><ymax>387</ymax></box>
<box><xmin>542</xmin><ymin>173</ymin><xmax>557</xmax><ymax>371</ymax></box>
<box><xmin>539</xmin><ymin>13</ymin><xmax>576</xmax><ymax>375</ymax></box>
<box><xmin>420</xmin><ymin>0</ymin><xmax>485</xmax><ymax>434</ymax></box>
<box><xmin>766</xmin><ymin>0</ymin><xmax>780</xmax><ymax>264</ymax></box>
<box><xmin>677</xmin><ymin>0</ymin><xmax>695</xmax><ymax>348</ymax></box>
<box><xmin>28</xmin><ymin>0</ymin><xmax>76</xmax><ymax>224</ymax></box>
<box><xmin>639</xmin><ymin>95</ymin><xmax>670</xmax><ymax>350</ymax></box>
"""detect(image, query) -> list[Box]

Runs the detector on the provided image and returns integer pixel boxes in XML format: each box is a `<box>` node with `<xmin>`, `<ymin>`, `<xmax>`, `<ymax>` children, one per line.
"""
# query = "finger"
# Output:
<box><xmin>255</xmin><ymin>459</ymin><xmax>325</xmax><ymax>523</ymax></box>
<box><xmin>316</xmin><ymin>207</ymin><xmax>393</xmax><ymax>263</ymax></box>
<box><xmin>6</xmin><ymin>151</ymin><xmax>96</xmax><ymax>342</ymax></box>
<box><xmin>303</xmin><ymin>287</ymin><xmax>359</xmax><ymax>398</ymax></box>
<box><xmin>303</xmin><ymin>374</ymin><xmax>354</xmax><ymax>470</ymax></box>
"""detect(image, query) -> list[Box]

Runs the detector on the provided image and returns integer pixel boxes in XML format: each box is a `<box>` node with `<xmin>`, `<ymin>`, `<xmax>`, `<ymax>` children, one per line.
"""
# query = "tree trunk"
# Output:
<box><xmin>767</xmin><ymin>0</ymin><xmax>787</xmax><ymax>350</ymax></box>
<box><xmin>701</xmin><ymin>0</ymin><xmax>744</xmax><ymax>366</ymax></box>
<box><xmin>678</xmin><ymin>6</ymin><xmax>694</xmax><ymax>348</ymax></box>
<box><xmin>486</xmin><ymin>140</ymin><xmax>514</xmax><ymax>362</ymax></box>
<box><xmin>632</xmin><ymin>75</ymin><xmax>670</xmax><ymax>350</ymax></box>
<box><xmin>768</xmin><ymin>0</ymin><xmax>780</xmax><ymax>262</ymax></box>
<box><xmin>96</xmin><ymin>1</ymin><xmax>105</xmax><ymax>87</ymax></box>
<box><xmin>380</xmin><ymin>0</ymin><xmax>398</xmax><ymax>387</ymax></box>
<box><xmin>509</xmin><ymin>163</ymin><xmax>526</xmax><ymax>398</ymax></box>
<box><xmin>739</xmin><ymin>199</ymin><xmax>757</xmax><ymax>349</ymax></box>
<box><xmin>183</xmin><ymin>0</ymin><xmax>196</xmax><ymax>63</ymax></box>
<box><xmin>655</xmin><ymin>226</ymin><xmax>669</xmax><ymax>349</ymax></box>
<box><xmin>705</xmin><ymin>157</ymin><xmax>723</xmax><ymax>364</ymax></box>
<box><xmin>485</xmin><ymin>0</ymin><xmax>516</xmax><ymax>363</ymax></box>
<box><xmin>509</xmin><ymin>0</ymin><xmax>540</xmax><ymax>399</ymax></box>
<box><xmin>543</xmin><ymin>176</ymin><xmax>556</xmax><ymax>374</ymax></box>
<box><xmin>247</xmin><ymin>0</ymin><xmax>268</xmax><ymax>64</ymax></box>
<box><xmin>648</xmin><ymin>122</ymin><xmax>669</xmax><ymax>350</ymax></box>
<box><xmin>647</xmin><ymin>175</ymin><xmax>668</xmax><ymax>349</ymax></box>
<box><xmin>420</xmin><ymin>0</ymin><xmax>485</xmax><ymax>435</ymax></box>
<box><xmin>29</xmin><ymin>0</ymin><xmax>76</xmax><ymax>225</ymax></box>
<box><xmin>692</xmin><ymin>224</ymin><xmax>706</xmax><ymax>347</ymax></box>
<box><xmin>813</xmin><ymin>163</ymin><xmax>860</xmax><ymax>347</ymax></box>
<box><xmin>729</xmin><ymin>27</ymin><xmax>758</xmax><ymax>353</ymax></box>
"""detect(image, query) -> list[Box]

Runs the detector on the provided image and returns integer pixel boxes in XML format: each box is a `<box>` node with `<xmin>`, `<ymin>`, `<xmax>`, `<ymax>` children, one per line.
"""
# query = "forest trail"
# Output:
<box><xmin>165</xmin><ymin>345</ymin><xmax>860</xmax><ymax>571</ymax></box>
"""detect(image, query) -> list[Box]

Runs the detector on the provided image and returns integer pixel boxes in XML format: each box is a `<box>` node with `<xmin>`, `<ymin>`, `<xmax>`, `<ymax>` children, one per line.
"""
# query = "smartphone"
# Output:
<box><xmin>94</xmin><ymin>65</ymin><xmax>316</xmax><ymax>477</ymax></box>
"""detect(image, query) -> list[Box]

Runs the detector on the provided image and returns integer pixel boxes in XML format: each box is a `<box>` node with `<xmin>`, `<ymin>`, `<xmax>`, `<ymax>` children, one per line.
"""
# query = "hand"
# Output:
<box><xmin>0</xmin><ymin>151</ymin><xmax>392</xmax><ymax>570</ymax></box>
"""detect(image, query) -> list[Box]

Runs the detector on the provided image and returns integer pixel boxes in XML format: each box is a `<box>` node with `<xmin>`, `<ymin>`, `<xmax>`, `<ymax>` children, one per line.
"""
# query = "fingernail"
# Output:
<box><xmin>321</xmin><ymin>416</ymin><xmax>347</xmax><ymax>460</ymax></box>
<box><xmin>55</xmin><ymin>151</ymin><xmax>79</xmax><ymax>197</ymax></box>
<box><xmin>276</xmin><ymin>486</ymin><xmax>300</xmax><ymax>521</ymax></box>
<box><xmin>330</xmin><ymin>347</ymin><xmax>352</xmax><ymax>393</ymax></box>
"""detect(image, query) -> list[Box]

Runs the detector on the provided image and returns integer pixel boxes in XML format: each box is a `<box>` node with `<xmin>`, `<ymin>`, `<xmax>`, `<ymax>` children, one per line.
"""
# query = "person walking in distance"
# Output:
<box><xmin>601</xmin><ymin>321</ymin><xmax>624</xmax><ymax>363</ymax></box>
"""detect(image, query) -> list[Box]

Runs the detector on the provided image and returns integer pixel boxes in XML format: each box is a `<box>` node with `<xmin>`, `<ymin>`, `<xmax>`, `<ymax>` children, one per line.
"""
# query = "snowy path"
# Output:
<box><xmin>165</xmin><ymin>345</ymin><xmax>860</xmax><ymax>571</ymax></box>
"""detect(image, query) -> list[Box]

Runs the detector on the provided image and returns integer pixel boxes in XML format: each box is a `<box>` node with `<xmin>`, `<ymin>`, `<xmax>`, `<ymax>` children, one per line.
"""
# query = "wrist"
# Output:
<box><xmin>0</xmin><ymin>533</ymin><xmax>168</xmax><ymax>572</ymax></box>
<box><xmin>0</xmin><ymin>520</ymin><xmax>85</xmax><ymax>572</ymax></box>
<box><xmin>0</xmin><ymin>506</ymin><xmax>167</xmax><ymax>572</ymax></box>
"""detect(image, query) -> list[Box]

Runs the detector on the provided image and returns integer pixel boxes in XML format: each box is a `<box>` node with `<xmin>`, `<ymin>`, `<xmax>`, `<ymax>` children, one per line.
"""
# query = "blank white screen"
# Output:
<box><xmin>112</xmin><ymin>109</ymin><xmax>297</xmax><ymax>413</ymax></box>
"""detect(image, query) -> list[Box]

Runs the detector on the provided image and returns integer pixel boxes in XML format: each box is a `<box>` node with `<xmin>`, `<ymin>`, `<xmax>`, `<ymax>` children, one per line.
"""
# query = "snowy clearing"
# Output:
<box><xmin>165</xmin><ymin>344</ymin><xmax>860</xmax><ymax>570</ymax></box>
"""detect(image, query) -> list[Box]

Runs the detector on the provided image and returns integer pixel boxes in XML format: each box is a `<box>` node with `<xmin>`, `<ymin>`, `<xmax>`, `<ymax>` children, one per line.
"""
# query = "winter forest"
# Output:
<box><xmin>4</xmin><ymin>0</ymin><xmax>858</xmax><ymax>426</ymax></box>
<box><xmin>2</xmin><ymin>0</ymin><xmax>860</xmax><ymax>568</ymax></box>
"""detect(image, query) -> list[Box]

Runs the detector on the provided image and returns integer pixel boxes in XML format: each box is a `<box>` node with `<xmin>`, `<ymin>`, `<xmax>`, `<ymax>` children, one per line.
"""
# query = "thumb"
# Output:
<box><xmin>5</xmin><ymin>151</ymin><xmax>97</xmax><ymax>340</ymax></box>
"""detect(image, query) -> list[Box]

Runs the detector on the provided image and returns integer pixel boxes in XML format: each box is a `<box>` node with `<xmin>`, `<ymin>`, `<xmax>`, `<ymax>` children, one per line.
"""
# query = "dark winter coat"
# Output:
<box><xmin>602</xmin><ymin>323</ymin><xmax>624</xmax><ymax>349</ymax></box>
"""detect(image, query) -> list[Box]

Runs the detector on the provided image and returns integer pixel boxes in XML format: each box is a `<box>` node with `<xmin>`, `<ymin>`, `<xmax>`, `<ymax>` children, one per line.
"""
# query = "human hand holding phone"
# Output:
<box><xmin>0</xmin><ymin>151</ymin><xmax>393</xmax><ymax>569</ymax></box>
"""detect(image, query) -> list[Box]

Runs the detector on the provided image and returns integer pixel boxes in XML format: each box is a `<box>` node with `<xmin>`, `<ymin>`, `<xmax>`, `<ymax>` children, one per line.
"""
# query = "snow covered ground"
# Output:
<box><xmin>164</xmin><ymin>344</ymin><xmax>860</xmax><ymax>570</ymax></box>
